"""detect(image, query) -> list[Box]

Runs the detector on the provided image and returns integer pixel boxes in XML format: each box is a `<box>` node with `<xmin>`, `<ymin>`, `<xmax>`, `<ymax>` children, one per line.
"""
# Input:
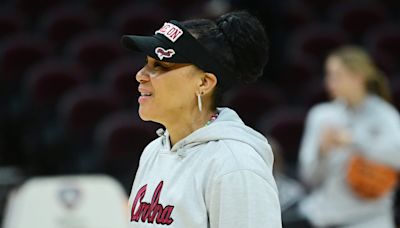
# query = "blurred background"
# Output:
<box><xmin>0</xmin><ymin>0</ymin><xmax>399</xmax><ymax>224</ymax></box>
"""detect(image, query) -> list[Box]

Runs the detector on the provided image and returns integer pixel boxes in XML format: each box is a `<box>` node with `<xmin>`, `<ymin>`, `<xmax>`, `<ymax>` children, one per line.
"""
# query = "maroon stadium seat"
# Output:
<box><xmin>100</xmin><ymin>57</ymin><xmax>143</xmax><ymax>107</ymax></box>
<box><xmin>24</xmin><ymin>60</ymin><xmax>88</xmax><ymax>109</ymax></box>
<box><xmin>287</xmin><ymin>24</ymin><xmax>349</xmax><ymax>64</ymax></box>
<box><xmin>0</xmin><ymin>10</ymin><xmax>23</xmax><ymax>40</ymax></box>
<box><xmin>94</xmin><ymin>111</ymin><xmax>158</xmax><ymax>162</ymax></box>
<box><xmin>364</xmin><ymin>25</ymin><xmax>400</xmax><ymax>76</ymax></box>
<box><xmin>329</xmin><ymin>1</ymin><xmax>387</xmax><ymax>40</ymax></box>
<box><xmin>39</xmin><ymin>5</ymin><xmax>94</xmax><ymax>46</ymax></box>
<box><xmin>94</xmin><ymin>111</ymin><xmax>159</xmax><ymax>190</ymax></box>
<box><xmin>0</xmin><ymin>35</ymin><xmax>52</xmax><ymax>82</ymax></box>
<box><xmin>57</xmin><ymin>86</ymin><xmax>122</xmax><ymax>140</ymax></box>
<box><xmin>279</xmin><ymin>0</ymin><xmax>313</xmax><ymax>30</ymax></box>
<box><xmin>23</xmin><ymin>86</ymin><xmax>121</xmax><ymax>174</ymax></box>
<box><xmin>301</xmin><ymin>0</ymin><xmax>345</xmax><ymax>14</ymax></box>
<box><xmin>111</xmin><ymin>3</ymin><xmax>170</xmax><ymax>35</ymax></box>
<box><xmin>85</xmin><ymin>0</ymin><xmax>129</xmax><ymax>16</ymax></box>
<box><xmin>302</xmin><ymin>79</ymin><xmax>330</xmax><ymax>109</ymax></box>
<box><xmin>12</xmin><ymin>0</ymin><xmax>63</xmax><ymax>18</ymax></box>
<box><xmin>258</xmin><ymin>107</ymin><xmax>306</xmax><ymax>165</ymax></box>
<box><xmin>276</xmin><ymin>54</ymin><xmax>318</xmax><ymax>100</ymax></box>
<box><xmin>66</xmin><ymin>31</ymin><xmax>122</xmax><ymax>75</ymax></box>
<box><xmin>224</xmin><ymin>85</ymin><xmax>283</xmax><ymax>128</ymax></box>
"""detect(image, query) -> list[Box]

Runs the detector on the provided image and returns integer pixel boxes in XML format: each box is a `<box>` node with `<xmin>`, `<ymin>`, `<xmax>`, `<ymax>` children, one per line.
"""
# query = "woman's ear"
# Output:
<box><xmin>199</xmin><ymin>72</ymin><xmax>217</xmax><ymax>95</ymax></box>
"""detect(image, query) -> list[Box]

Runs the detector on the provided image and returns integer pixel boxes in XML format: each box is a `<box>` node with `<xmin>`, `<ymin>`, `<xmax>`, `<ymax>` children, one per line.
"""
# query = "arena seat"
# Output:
<box><xmin>57</xmin><ymin>86</ymin><xmax>122</xmax><ymax>141</ymax></box>
<box><xmin>0</xmin><ymin>10</ymin><xmax>23</xmax><ymax>40</ymax></box>
<box><xmin>100</xmin><ymin>57</ymin><xmax>143</xmax><ymax>107</ymax></box>
<box><xmin>301</xmin><ymin>79</ymin><xmax>330</xmax><ymax>109</ymax></box>
<box><xmin>286</xmin><ymin>24</ymin><xmax>349</xmax><ymax>64</ymax></box>
<box><xmin>12</xmin><ymin>0</ymin><xmax>63</xmax><ymax>18</ymax></box>
<box><xmin>223</xmin><ymin>85</ymin><xmax>283</xmax><ymax>128</ymax></box>
<box><xmin>0</xmin><ymin>35</ymin><xmax>52</xmax><ymax>83</ymax></box>
<box><xmin>258</xmin><ymin>107</ymin><xmax>306</xmax><ymax>165</ymax></box>
<box><xmin>2</xmin><ymin>175</ymin><xmax>128</xmax><ymax>228</ymax></box>
<box><xmin>24</xmin><ymin>60</ymin><xmax>88</xmax><ymax>109</ymax></box>
<box><xmin>85</xmin><ymin>0</ymin><xmax>129</xmax><ymax>16</ymax></box>
<box><xmin>39</xmin><ymin>5</ymin><xmax>94</xmax><ymax>47</ymax></box>
<box><xmin>279</xmin><ymin>0</ymin><xmax>313</xmax><ymax>30</ymax></box>
<box><xmin>66</xmin><ymin>31</ymin><xmax>122</xmax><ymax>75</ymax></box>
<box><xmin>93</xmin><ymin>111</ymin><xmax>159</xmax><ymax>191</ymax></box>
<box><xmin>276</xmin><ymin>54</ymin><xmax>318</xmax><ymax>101</ymax></box>
<box><xmin>111</xmin><ymin>3</ymin><xmax>170</xmax><ymax>36</ymax></box>
<box><xmin>329</xmin><ymin>1</ymin><xmax>387</xmax><ymax>40</ymax></box>
<box><xmin>364</xmin><ymin>25</ymin><xmax>400</xmax><ymax>76</ymax></box>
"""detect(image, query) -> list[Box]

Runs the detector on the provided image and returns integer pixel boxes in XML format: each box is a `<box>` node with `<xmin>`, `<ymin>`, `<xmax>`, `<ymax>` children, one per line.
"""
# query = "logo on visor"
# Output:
<box><xmin>155</xmin><ymin>47</ymin><xmax>175</xmax><ymax>60</ymax></box>
<box><xmin>155</xmin><ymin>22</ymin><xmax>183</xmax><ymax>42</ymax></box>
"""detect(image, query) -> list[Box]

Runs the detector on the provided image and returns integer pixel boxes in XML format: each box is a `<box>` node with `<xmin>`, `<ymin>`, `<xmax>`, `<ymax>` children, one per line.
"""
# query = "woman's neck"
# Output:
<box><xmin>165</xmin><ymin>108</ymin><xmax>217</xmax><ymax>147</ymax></box>
<box><xmin>346</xmin><ymin>89</ymin><xmax>368</xmax><ymax>108</ymax></box>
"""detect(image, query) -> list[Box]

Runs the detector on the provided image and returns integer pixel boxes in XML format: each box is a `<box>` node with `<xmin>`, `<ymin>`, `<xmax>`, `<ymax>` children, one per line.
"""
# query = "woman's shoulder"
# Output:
<box><xmin>309</xmin><ymin>101</ymin><xmax>338</xmax><ymax>114</ymax></box>
<box><xmin>306</xmin><ymin>101</ymin><xmax>341</xmax><ymax>122</ymax></box>
<box><xmin>139</xmin><ymin>136</ymin><xmax>164</xmax><ymax>161</ymax></box>
<box><xmin>368</xmin><ymin>95</ymin><xmax>399</xmax><ymax>117</ymax></box>
<box><xmin>198</xmin><ymin>140</ymin><xmax>277</xmax><ymax>190</ymax></box>
<box><xmin>201</xmin><ymin>139</ymin><xmax>273</xmax><ymax>178</ymax></box>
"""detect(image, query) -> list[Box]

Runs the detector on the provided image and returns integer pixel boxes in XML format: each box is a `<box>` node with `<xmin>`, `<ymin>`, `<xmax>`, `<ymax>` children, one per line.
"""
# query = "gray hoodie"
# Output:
<box><xmin>128</xmin><ymin>107</ymin><xmax>282</xmax><ymax>228</ymax></box>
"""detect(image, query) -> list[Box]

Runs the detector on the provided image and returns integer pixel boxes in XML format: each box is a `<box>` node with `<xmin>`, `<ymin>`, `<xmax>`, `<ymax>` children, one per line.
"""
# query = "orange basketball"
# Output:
<box><xmin>347</xmin><ymin>155</ymin><xmax>398</xmax><ymax>200</ymax></box>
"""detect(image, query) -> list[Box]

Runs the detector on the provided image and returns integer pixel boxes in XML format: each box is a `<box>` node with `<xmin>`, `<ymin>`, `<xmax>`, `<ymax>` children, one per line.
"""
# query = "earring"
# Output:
<box><xmin>197</xmin><ymin>92</ymin><xmax>202</xmax><ymax>112</ymax></box>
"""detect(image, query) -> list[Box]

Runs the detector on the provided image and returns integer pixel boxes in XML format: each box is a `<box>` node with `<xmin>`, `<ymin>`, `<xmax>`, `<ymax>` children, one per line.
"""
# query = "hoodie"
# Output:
<box><xmin>128</xmin><ymin>107</ymin><xmax>282</xmax><ymax>228</ymax></box>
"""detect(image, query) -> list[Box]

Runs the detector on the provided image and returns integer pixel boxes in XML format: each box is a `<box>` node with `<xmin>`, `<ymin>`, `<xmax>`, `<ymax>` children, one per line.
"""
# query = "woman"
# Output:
<box><xmin>298</xmin><ymin>46</ymin><xmax>400</xmax><ymax>227</ymax></box>
<box><xmin>121</xmin><ymin>11</ymin><xmax>282</xmax><ymax>227</ymax></box>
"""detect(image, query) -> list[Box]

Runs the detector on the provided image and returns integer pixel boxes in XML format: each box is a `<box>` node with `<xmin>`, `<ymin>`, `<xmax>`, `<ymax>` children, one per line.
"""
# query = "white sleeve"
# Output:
<box><xmin>208</xmin><ymin>170</ymin><xmax>282</xmax><ymax>228</ymax></box>
<box><xmin>298</xmin><ymin>107</ymin><xmax>330</xmax><ymax>187</ymax></box>
<box><xmin>353</xmin><ymin>107</ymin><xmax>400</xmax><ymax>169</ymax></box>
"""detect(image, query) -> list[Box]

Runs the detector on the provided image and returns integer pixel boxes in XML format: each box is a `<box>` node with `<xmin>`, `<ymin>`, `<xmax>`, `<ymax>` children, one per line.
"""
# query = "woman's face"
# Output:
<box><xmin>135</xmin><ymin>56</ymin><xmax>203</xmax><ymax>123</ymax></box>
<box><xmin>324</xmin><ymin>56</ymin><xmax>364</xmax><ymax>100</ymax></box>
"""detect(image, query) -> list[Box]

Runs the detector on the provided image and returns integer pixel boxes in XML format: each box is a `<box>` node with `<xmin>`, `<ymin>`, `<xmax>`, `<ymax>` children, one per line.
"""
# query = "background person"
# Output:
<box><xmin>298</xmin><ymin>45</ymin><xmax>400</xmax><ymax>228</ymax></box>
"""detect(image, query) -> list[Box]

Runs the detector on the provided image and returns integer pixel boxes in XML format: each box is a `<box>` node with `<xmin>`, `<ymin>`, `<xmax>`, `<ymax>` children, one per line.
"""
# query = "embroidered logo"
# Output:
<box><xmin>155</xmin><ymin>47</ymin><xmax>175</xmax><ymax>60</ymax></box>
<box><xmin>155</xmin><ymin>22</ymin><xmax>183</xmax><ymax>42</ymax></box>
<box><xmin>130</xmin><ymin>181</ymin><xmax>174</xmax><ymax>225</ymax></box>
<box><xmin>58</xmin><ymin>185</ymin><xmax>82</xmax><ymax>210</ymax></box>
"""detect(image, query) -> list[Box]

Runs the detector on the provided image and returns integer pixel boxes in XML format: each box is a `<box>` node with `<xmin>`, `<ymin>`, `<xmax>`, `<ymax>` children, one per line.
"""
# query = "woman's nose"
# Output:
<box><xmin>136</xmin><ymin>67</ymin><xmax>150</xmax><ymax>83</ymax></box>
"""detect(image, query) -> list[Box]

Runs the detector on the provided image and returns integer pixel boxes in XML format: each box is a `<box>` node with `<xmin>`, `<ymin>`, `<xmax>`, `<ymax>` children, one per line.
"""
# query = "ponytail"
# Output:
<box><xmin>366</xmin><ymin>69</ymin><xmax>392</xmax><ymax>102</ymax></box>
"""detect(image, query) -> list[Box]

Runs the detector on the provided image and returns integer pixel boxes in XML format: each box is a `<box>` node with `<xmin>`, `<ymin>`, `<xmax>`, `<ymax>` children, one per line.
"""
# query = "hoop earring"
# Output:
<box><xmin>197</xmin><ymin>93</ymin><xmax>202</xmax><ymax>112</ymax></box>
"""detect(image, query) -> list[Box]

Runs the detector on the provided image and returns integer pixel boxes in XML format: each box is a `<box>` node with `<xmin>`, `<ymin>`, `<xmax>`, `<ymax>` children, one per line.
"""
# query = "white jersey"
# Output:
<box><xmin>128</xmin><ymin>107</ymin><xmax>282</xmax><ymax>228</ymax></box>
<box><xmin>299</xmin><ymin>95</ymin><xmax>400</xmax><ymax>228</ymax></box>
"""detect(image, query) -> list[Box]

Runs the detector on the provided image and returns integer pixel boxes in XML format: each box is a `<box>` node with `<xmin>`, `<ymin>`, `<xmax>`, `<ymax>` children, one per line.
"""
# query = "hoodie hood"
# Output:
<box><xmin>158</xmin><ymin>107</ymin><xmax>273</xmax><ymax>167</ymax></box>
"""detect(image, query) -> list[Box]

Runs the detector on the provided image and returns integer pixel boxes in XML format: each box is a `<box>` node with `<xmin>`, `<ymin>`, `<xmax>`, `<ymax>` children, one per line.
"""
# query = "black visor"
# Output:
<box><xmin>121</xmin><ymin>20</ymin><xmax>235</xmax><ymax>90</ymax></box>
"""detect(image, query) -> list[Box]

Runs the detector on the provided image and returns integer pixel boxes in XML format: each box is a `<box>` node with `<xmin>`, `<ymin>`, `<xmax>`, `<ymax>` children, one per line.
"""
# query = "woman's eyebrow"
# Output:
<box><xmin>157</xmin><ymin>60</ymin><xmax>175</xmax><ymax>67</ymax></box>
<box><xmin>147</xmin><ymin>56</ymin><xmax>190</xmax><ymax>69</ymax></box>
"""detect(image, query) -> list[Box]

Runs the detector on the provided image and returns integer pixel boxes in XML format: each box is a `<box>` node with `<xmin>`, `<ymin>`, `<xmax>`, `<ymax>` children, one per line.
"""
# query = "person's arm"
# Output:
<box><xmin>298</xmin><ymin>107</ymin><xmax>330</xmax><ymax>187</ymax></box>
<box><xmin>208</xmin><ymin>170</ymin><xmax>282</xmax><ymax>228</ymax></box>
<box><xmin>352</xmin><ymin>108</ymin><xmax>400</xmax><ymax>169</ymax></box>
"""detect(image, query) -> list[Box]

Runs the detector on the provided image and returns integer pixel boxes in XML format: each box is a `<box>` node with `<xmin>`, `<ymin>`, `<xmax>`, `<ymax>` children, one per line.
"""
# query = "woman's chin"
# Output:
<box><xmin>138</xmin><ymin>108</ymin><xmax>149</xmax><ymax>120</ymax></box>
<box><xmin>138</xmin><ymin>107</ymin><xmax>156</xmax><ymax>121</ymax></box>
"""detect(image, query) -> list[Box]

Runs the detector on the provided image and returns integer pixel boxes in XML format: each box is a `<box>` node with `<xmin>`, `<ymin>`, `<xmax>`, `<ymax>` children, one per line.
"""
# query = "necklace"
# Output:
<box><xmin>205</xmin><ymin>112</ymin><xmax>219</xmax><ymax>126</ymax></box>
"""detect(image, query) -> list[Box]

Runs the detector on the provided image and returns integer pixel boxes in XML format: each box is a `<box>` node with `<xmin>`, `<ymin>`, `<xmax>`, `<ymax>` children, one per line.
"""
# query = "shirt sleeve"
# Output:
<box><xmin>208</xmin><ymin>170</ymin><xmax>282</xmax><ymax>228</ymax></box>
<box><xmin>298</xmin><ymin>107</ymin><xmax>330</xmax><ymax>187</ymax></box>
<box><xmin>352</xmin><ymin>107</ymin><xmax>400</xmax><ymax>169</ymax></box>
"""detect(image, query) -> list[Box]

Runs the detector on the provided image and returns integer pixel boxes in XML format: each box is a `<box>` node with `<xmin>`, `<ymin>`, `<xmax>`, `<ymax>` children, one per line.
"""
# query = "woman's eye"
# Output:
<box><xmin>153</xmin><ymin>62</ymin><xmax>168</xmax><ymax>70</ymax></box>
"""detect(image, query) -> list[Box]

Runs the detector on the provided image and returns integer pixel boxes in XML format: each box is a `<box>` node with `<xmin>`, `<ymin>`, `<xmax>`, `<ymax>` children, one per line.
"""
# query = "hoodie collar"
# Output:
<box><xmin>154</xmin><ymin>108</ymin><xmax>273</xmax><ymax>167</ymax></box>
